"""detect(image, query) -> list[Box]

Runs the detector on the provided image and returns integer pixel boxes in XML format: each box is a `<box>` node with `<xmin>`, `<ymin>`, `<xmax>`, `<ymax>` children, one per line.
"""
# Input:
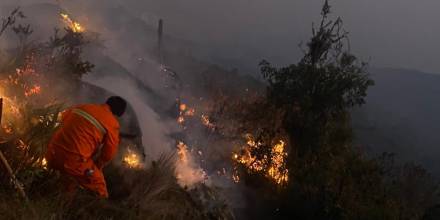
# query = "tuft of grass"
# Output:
<box><xmin>0</xmin><ymin>153</ymin><xmax>234</xmax><ymax>220</ymax></box>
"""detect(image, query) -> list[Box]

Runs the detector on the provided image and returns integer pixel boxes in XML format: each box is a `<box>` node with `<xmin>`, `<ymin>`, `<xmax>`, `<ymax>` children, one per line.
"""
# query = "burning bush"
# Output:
<box><xmin>232</xmin><ymin>134</ymin><xmax>289</xmax><ymax>185</ymax></box>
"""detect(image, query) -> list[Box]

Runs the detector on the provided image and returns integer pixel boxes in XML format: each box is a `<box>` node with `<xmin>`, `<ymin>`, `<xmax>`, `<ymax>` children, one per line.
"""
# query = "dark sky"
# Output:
<box><xmin>3</xmin><ymin>0</ymin><xmax>440</xmax><ymax>73</ymax></box>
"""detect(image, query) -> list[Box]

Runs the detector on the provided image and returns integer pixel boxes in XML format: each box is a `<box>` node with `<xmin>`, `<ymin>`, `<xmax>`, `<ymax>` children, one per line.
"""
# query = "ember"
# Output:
<box><xmin>24</xmin><ymin>85</ymin><xmax>41</xmax><ymax>97</ymax></box>
<box><xmin>177</xmin><ymin>102</ymin><xmax>195</xmax><ymax>124</ymax></box>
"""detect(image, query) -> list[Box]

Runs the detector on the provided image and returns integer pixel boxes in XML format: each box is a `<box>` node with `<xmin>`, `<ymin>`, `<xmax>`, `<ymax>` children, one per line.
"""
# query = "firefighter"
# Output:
<box><xmin>45</xmin><ymin>96</ymin><xmax>127</xmax><ymax>198</ymax></box>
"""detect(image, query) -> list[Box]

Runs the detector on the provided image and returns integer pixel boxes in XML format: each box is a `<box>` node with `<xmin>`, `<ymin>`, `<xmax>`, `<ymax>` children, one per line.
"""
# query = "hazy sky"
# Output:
<box><xmin>119</xmin><ymin>0</ymin><xmax>440</xmax><ymax>73</ymax></box>
<box><xmin>2</xmin><ymin>0</ymin><xmax>440</xmax><ymax>73</ymax></box>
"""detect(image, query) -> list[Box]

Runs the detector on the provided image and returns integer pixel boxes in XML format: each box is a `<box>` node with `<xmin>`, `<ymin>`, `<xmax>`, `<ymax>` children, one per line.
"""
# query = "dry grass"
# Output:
<box><xmin>0</xmin><ymin>153</ymin><xmax>234</xmax><ymax>220</ymax></box>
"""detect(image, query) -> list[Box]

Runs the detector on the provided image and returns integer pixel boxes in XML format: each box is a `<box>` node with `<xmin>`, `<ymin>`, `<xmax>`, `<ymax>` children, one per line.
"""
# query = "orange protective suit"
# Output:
<box><xmin>45</xmin><ymin>104</ymin><xmax>120</xmax><ymax>198</ymax></box>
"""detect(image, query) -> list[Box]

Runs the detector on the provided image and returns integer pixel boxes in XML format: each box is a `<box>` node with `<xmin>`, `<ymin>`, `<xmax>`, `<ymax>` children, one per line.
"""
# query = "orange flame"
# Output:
<box><xmin>177</xmin><ymin>141</ymin><xmax>189</xmax><ymax>163</ymax></box>
<box><xmin>179</xmin><ymin>104</ymin><xmax>187</xmax><ymax>112</ymax></box>
<box><xmin>201</xmin><ymin>114</ymin><xmax>215</xmax><ymax>130</ymax></box>
<box><xmin>123</xmin><ymin>147</ymin><xmax>143</xmax><ymax>169</ymax></box>
<box><xmin>60</xmin><ymin>13</ymin><xmax>84</xmax><ymax>33</ymax></box>
<box><xmin>177</xmin><ymin>116</ymin><xmax>185</xmax><ymax>124</ymax></box>
<box><xmin>177</xmin><ymin>102</ymin><xmax>196</xmax><ymax>124</ymax></box>
<box><xmin>233</xmin><ymin>134</ymin><xmax>289</xmax><ymax>185</ymax></box>
<box><xmin>36</xmin><ymin>157</ymin><xmax>48</xmax><ymax>170</ymax></box>
<box><xmin>24</xmin><ymin>85</ymin><xmax>41</xmax><ymax>97</ymax></box>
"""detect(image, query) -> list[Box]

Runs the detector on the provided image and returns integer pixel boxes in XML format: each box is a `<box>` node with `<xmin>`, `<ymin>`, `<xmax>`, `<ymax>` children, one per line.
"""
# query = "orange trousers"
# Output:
<box><xmin>46</xmin><ymin>147</ymin><xmax>109</xmax><ymax>198</ymax></box>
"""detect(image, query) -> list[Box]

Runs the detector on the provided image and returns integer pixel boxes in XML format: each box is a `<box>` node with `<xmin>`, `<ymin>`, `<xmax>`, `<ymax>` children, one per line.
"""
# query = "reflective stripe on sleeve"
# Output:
<box><xmin>72</xmin><ymin>109</ymin><xmax>107</xmax><ymax>136</ymax></box>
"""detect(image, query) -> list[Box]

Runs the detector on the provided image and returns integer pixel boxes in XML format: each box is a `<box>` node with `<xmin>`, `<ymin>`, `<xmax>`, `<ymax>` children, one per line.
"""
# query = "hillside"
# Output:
<box><xmin>353</xmin><ymin>68</ymin><xmax>440</xmax><ymax>176</ymax></box>
<box><xmin>1</xmin><ymin>1</ymin><xmax>440</xmax><ymax>219</ymax></box>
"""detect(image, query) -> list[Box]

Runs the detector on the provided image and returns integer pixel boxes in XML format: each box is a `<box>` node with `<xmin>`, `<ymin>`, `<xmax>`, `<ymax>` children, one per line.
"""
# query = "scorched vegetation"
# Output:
<box><xmin>0</xmin><ymin>8</ymin><xmax>232</xmax><ymax>220</ymax></box>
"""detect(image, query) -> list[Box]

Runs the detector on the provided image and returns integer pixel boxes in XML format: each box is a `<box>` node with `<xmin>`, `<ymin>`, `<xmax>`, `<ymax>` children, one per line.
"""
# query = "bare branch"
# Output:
<box><xmin>0</xmin><ymin>7</ymin><xmax>23</xmax><ymax>37</ymax></box>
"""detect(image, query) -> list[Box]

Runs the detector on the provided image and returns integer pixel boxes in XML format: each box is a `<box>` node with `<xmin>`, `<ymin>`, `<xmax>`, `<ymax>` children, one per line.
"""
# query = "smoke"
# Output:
<box><xmin>175</xmin><ymin>141</ymin><xmax>209</xmax><ymax>188</ymax></box>
<box><xmin>23</xmin><ymin>0</ymin><xmax>216</xmax><ymax>189</ymax></box>
<box><xmin>3</xmin><ymin>0</ymin><xmax>440</xmax><ymax>74</ymax></box>
<box><xmin>83</xmin><ymin>74</ymin><xmax>175</xmax><ymax>160</ymax></box>
<box><xmin>83</xmin><ymin>73</ymin><xmax>211</xmax><ymax>188</ymax></box>
<box><xmin>0</xmin><ymin>0</ymin><xmax>277</xmax><ymax>214</ymax></box>
<box><xmin>3</xmin><ymin>2</ymin><xmax>440</xmax><ymax>218</ymax></box>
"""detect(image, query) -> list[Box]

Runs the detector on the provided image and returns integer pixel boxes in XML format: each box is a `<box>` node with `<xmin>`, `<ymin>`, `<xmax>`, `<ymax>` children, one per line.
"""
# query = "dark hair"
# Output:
<box><xmin>106</xmin><ymin>96</ymin><xmax>127</xmax><ymax>117</ymax></box>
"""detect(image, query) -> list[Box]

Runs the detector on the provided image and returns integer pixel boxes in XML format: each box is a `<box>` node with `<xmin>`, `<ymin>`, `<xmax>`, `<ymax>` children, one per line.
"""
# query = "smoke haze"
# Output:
<box><xmin>2</xmin><ymin>0</ymin><xmax>440</xmax><ymax>178</ymax></box>
<box><xmin>3</xmin><ymin>2</ymin><xmax>440</xmax><ymax>218</ymax></box>
<box><xmin>2</xmin><ymin>0</ymin><xmax>440</xmax><ymax>73</ymax></box>
<box><xmin>83</xmin><ymin>75</ymin><xmax>175</xmax><ymax>160</ymax></box>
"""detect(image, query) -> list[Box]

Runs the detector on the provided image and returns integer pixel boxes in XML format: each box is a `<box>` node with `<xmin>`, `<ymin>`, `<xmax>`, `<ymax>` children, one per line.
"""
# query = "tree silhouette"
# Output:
<box><xmin>260</xmin><ymin>0</ymin><xmax>374</xmax><ymax>154</ymax></box>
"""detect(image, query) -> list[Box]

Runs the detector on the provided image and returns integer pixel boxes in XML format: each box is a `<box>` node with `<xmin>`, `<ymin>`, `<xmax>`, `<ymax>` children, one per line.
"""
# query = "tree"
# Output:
<box><xmin>260</xmin><ymin>0</ymin><xmax>374</xmax><ymax>155</ymax></box>
<box><xmin>211</xmin><ymin>1</ymin><xmax>438</xmax><ymax>219</ymax></box>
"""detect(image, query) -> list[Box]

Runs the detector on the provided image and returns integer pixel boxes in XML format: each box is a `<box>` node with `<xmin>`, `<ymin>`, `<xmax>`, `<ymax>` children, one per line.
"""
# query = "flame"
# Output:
<box><xmin>0</xmin><ymin>95</ymin><xmax>22</xmax><ymax>126</ymax></box>
<box><xmin>0</xmin><ymin>56</ymin><xmax>50</xmax><ymax>170</ymax></box>
<box><xmin>201</xmin><ymin>114</ymin><xmax>215</xmax><ymax>130</ymax></box>
<box><xmin>177</xmin><ymin>116</ymin><xmax>185</xmax><ymax>124</ymax></box>
<box><xmin>3</xmin><ymin>61</ymin><xmax>42</xmax><ymax>99</ymax></box>
<box><xmin>232</xmin><ymin>172</ymin><xmax>240</xmax><ymax>183</ymax></box>
<box><xmin>42</xmin><ymin>158</ymin><xmax>47</xmax><ymax>167</ymax></box>
<box><xmin>0</xmin><ymin>97</ymin><xmax>18</xmax><ymax>135</ymax></box>
<box><xmin>37</xmin><ymin>157</ymin><xmax>48</xmax><ymax>170</ymax></box>
<box><xmin>24</xmin><ymin>85</ymin><xmax>41</xmax><ymax>97</ymax></box>
<box><xmin>60</xmin><ymin>13</ymin><xmax>84</xmax><ymax>33</ymax></box>
<box><xmin>268</xmin><ymin>140</ymin><xmax>289</xmax><ymax>184</ymax></box>
<box><xmin>123</xmin><ymin>148</ymin><xmax>143</xmax><ymax>169</ymax></box>
<box><xmin>233</xmin><ymin>134</ymin><xmax>289</xmax><ymax>185</ymax></box>
<box><xmin>177</xmin><ymin>102</ymin><xmax>196</xmax><ymax>124</ymax></box>
<box><xmin>177</xmin><ymin>141</ymin><xmax>189</xmax><ymax>163</ymax></box>
<box><xmin>2</xmin><ymin>124</ymin><xmax>13</xmax><ymax>134</ymax></box>
<box><xmin>179</xmin><ymin>104</ymin><xmax>187</xmax><ymax>112</ymax></box>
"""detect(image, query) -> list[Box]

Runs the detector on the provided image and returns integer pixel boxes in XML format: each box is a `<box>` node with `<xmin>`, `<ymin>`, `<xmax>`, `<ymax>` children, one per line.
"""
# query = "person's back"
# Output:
<box><xmin>46</xmin><ymin>97</ymin><xmax>126</xmax><ymax>198</ymax></box>
<box><xmin>49</xmin><ymin>104</ymin><xmax>119</xmax><ymax>160</ymax></box>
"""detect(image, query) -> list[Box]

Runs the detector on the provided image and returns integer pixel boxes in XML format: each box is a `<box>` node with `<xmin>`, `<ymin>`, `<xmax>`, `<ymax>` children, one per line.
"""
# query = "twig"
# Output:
<box><xmin>0</xmin><ymin>98</ymin><xmax>38</xmax><ymax>217</ymax></box>
<box><xmin>0</xmin><ymin>98</ymin><xmax>28</xmax><ymax>200</ymax></box>
<box><xmin>0</xmin><ymin>7</ymin><xmax>22</xmax><ymax>37</ymax></box>
<box><xmin>0</xmin><ymin>150</ymin><xmax>28</xmax><ymax>201</ymax></box>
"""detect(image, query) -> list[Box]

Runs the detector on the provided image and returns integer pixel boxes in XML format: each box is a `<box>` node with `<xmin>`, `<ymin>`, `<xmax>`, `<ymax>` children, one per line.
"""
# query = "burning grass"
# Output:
<box><xmin>0</xmin><ymin>9</ymin><xmax>233</xmax><ymax>219</ymax></box>
<box><xmin>122</xmin><ymin>145</ymin><xmax>143</xmax><ymax>169</ymax></box>
<box><xmin>0</xmin><ymin>98</ymin><xmax>231</xmax><ymax>219</ymax></box>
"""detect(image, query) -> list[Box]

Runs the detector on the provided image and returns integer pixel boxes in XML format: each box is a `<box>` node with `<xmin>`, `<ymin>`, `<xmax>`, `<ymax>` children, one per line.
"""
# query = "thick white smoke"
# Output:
<box><xmin>84</xmin><ymin>74</ymin><xmax>210</xmax><ymax>188</ymax></box>
<box><xmin>175</xmin><ymin>141</ymin><xmax>209</xmax><ymax>188</ymax></box>
<box><xmin>83</xmin><ymin>75</ymin><xmax>174</xmax><ymax>161</ymax></box>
